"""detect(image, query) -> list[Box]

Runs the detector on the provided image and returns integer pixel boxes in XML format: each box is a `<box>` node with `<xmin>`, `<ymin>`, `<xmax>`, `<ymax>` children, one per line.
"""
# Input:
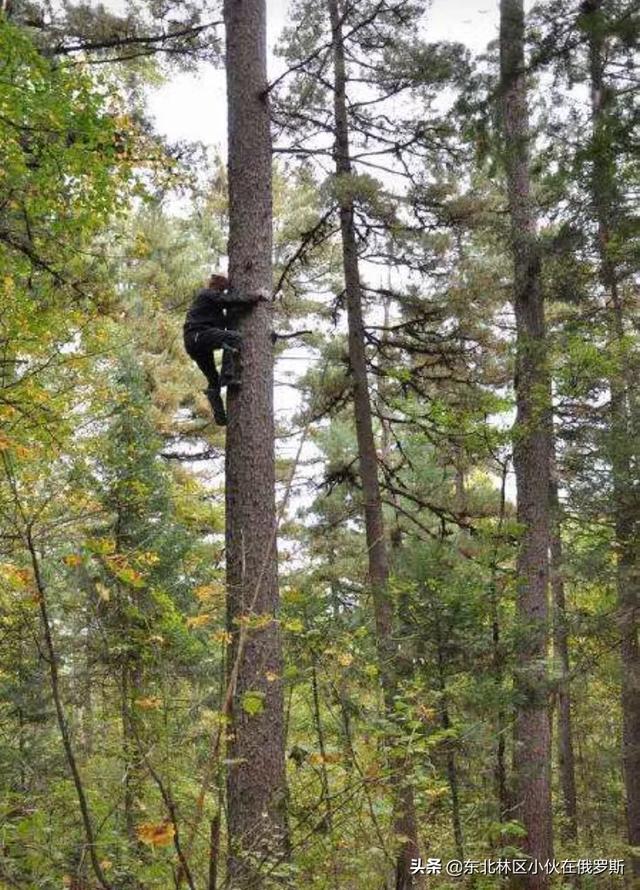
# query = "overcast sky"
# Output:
<box><xmin>147</xmin><ymin>0</ymin><xmax>508</xmax><ymax>149</ymax></box>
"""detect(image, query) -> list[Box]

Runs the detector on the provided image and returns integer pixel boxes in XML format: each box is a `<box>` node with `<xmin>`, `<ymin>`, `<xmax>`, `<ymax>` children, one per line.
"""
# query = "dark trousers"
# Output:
<box><xmin>184</xmin><ymin>327</ymin><xmax>241</xmax><ymax>390</ymax></box>
<box><xmin>184</xmin><ymin>328</ymin><xmax>227</xmax><ymax>387</ymax></box>
<box><xmin>183</xmin><ymin>328</ymin><xmax>241</xmax><ymax>427</ymax></box>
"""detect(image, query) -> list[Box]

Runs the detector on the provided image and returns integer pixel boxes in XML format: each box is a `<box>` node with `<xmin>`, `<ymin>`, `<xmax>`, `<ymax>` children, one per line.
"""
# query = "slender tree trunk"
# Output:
<box><xmin>491</xmin><ymin>463</ymin><xmax>510</xmax><ymax>826</ymax></box>
<box><xmin>499</xmin><ymin>0</ymin><xmax>553</xmax><ymax>882</ymax></box>
<box><xmin>584</xmin><ymin>3</ymin><xmax>640</xmax><ymax>875</ymax></box>
<box><xmin>549</xmin><ymin>454</ymin><xmax>578</xmax><ymax>841</ymax></box>
<box><xmin>121</xmin><ymin>659</ymin><xmax>146</xmax><ymax>876</ymax></box>
<box><xmin>435</xmin><ymin>617</ymin><xmax>464</xmax><ymax>861</ymax></box>
<box><xmin>310</xmin><ymin>659</ymin><xmax>340</xmax><ymax>888</ymax></box>
<box><xmin>24</xmin><ymin>532</ymin><xmax>112</xmax><ymax>890</ymax></box>
<box><xmin>311</xmin><ymin>660</ymin><xmax>334</xmax><ymax>835</ymax></box>
<box><xmin>121</xmin><ymin>664</ymin><xmax>137</xmax><ymax>847</ymax></box>
<box><xmin>492</xmin><ymin>606</ymin><xmax>510</xmax><ymax>824</ymax></box>
<box><xmin>326</xmin><ymin>2</ymin><xmax>421</xmax><ymax>886</ymax></box>
<box><xmin>81</xmin><ymin>600</ymin><xmax>94</xmax><ymax>757</ymax></box>
<box><xmin>208</xmin><ymin>814</ymin><xmax>220</xmax><ymax>890</ymax></box>
<box><xmin>223</xmin><ymin>0</ymin><xmax>289</xmax><ymax>884</ymax></box>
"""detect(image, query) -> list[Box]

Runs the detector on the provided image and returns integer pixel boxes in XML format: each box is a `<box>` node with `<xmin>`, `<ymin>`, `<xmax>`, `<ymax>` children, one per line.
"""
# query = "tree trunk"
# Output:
<box><xmin>223</xmin><ymin>0</ymin><xmax>289</xmax><ymax>884</ymax></box>
<box><xmin>311</xmin><ymin>659</ymin><xmax>340</xmax><ymax>888</ymax></box>
<box><xmin>326</xmin><ymin>2</ymin><xmax>420</xmax><ymax>887</ymax></box>
<box><xmin>549</xmin><ymin>456</ymin><xmax>578</xmax><ymax>841</ymax></box>
<box><xmin>585</xmin><ymin>2</ymin><xmax>640</xmax><ymax>875</ymax></box>
<box><xmin>121</xmin><ymin>663</ymin><xmax>138</xmax><ymax>848</ymax></box>
<box><xmin>491</xmin><ymin>463</ymin><xmax>511</xmax><ymax>827</ymax></box>
<box><xmin>435</xmin><ymin>616</ymin><xmax>464</xmax><ymax>861</ymax></box>
<box><xmin>499</xmin><ymin>0</ymin><xmax>553</xmax><ymax>882</ymax></box>
<box><xmin>208</xmin><ymin>814</ymin><xmax>220</xmax><ymax>890</ymax></box>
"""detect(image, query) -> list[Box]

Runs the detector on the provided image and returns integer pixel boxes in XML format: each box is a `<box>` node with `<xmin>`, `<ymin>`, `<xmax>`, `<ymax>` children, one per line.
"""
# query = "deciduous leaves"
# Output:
<box><xmin>136</xmin><ymin>820</ymin><xmax>175</xmax><ymax>846</ymax></box>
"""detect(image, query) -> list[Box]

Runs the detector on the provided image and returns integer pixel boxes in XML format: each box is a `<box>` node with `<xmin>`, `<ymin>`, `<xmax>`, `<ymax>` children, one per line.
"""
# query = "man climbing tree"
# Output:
<box><xmin>183</xmin><ymin>272</ymin><xmax>246</xmax><ymax>426</ymax></box>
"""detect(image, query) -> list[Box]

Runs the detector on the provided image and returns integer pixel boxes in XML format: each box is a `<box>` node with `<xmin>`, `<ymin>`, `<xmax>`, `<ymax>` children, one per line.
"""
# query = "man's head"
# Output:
<box><xmin>208</xmin><ymin>273</ymin><xmax>229</xmax><ymax>292</ymax></box>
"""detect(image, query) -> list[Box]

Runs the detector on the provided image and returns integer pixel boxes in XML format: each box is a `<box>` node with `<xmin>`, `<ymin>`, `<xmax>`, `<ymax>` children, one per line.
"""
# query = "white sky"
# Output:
<box><xmin>148</xmin><ymin>0</ymin><xmax>507</xmax><ymax>148</ymax></box>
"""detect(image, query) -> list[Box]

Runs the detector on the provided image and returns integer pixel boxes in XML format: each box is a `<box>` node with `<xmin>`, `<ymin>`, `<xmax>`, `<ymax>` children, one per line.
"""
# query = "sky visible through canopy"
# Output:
<box><xmin>147</xmin><ymin>0</ymin><xmax>512</xmax><ymax>147</ymax></box>
<box><xmin>146</xmin><ymin>0</ymin><xmax>528</xmax><ymax>491</ymax></box>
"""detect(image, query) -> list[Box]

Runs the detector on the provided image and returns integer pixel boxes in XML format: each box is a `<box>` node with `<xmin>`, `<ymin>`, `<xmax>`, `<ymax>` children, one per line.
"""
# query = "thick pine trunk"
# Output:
<box><xmin>499</xmin><ymin>0</ymin><xmax>553</xmax><ymax>883</ymax></box>
<box><xmin>585</xmin><ymin>3</ymin><xmax>640</xmax><ymax>874</ymax></box>
<box><xmin>326</xmin><ymin>1</ymin><xmax>420</xmax><ymax>886</ymax></box>
<box><xmin>223</xmin><ymin>0</ymin><xmax>288</xmax><ymax>884</ymax></box>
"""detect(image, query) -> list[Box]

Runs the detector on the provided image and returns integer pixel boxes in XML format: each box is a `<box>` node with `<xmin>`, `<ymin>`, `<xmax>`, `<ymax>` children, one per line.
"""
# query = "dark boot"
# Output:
<box><xmin>220</xmin><ymin>347</ymin><xmax>242</xmax><ymax>388</ymax></box>
<box><xmin>203</xmin><ymin>388</ymin><xmax>227</xmax><ymax>426</ymax></box>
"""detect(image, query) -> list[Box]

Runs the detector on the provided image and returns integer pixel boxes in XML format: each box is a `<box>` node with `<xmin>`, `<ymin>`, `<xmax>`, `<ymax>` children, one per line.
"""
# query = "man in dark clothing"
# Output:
<box><xmin>183</xmin><ymin>274</ymin><xmax>243</xmax><ymax>426</ymax></box>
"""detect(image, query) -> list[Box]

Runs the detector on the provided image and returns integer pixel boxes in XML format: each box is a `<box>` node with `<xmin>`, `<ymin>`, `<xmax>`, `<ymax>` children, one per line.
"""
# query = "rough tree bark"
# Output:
<box><xmin>326</xmin><ymin>1</ymin><xmax>421</xmax><ymax>886</ymax></box>
<box><xmin>499</xmin><ymin>0</ymin><xmax>553</xmax><ymax>883</ymax></box>
<box><xmin>584</xmin><ymin>1</ymin><xmax>640</xmax><ymax>875</ymax></box>
<box><xmin>223</xmin><ymin>0</ymin><xmax>289</xmax><ymax>884</ymax></box>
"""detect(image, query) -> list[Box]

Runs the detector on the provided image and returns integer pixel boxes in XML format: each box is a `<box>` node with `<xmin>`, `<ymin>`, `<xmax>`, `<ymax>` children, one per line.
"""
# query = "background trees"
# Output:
<box><xmin>0</xmin><ymin>1</ymin><xmax>638</xmax><ymax>887</ymax></box>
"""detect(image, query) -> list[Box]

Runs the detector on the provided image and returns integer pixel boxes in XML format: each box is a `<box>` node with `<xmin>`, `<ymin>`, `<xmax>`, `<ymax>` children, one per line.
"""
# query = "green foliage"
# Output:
<box><xmin>0</xmin><ymin>0</ymin><xmax>638</xmax><ymax>886</ymax></box>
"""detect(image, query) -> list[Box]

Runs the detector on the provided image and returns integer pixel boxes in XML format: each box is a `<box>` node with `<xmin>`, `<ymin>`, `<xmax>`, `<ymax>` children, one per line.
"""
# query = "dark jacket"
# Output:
<box><xmin>183</xmin><ymin>288</ymin><xmax>228</xmax><ymax>334</ymax></box>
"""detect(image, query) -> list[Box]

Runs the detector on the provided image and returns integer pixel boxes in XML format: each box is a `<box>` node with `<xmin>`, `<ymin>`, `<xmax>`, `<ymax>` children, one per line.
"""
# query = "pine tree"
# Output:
<box><xmin>223</xmin><ymin>0</ymin><xmax>289</xmax><ymax>884</ymax></box>
<box><xmin>581</xmin><ymin>0</ymin><xmax>640</xmax><ymax>873</ymax></box>
<box><xmin>499</xmin><ymin>0</ymin><xmax>553</xmax><ymax>881</ymax></box>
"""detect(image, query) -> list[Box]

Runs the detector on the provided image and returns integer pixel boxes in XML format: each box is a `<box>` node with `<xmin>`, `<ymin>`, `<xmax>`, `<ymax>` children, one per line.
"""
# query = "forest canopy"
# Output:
<box><xmin>0</xmin><ymin>1</ymin><xmax>638</xmax><ymax>889</ymax></box>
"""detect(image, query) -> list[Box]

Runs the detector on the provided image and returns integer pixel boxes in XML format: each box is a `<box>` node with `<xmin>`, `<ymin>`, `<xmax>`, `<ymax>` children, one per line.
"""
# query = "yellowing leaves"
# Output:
<box><xmin>116</xmin><ymin>566</ymin><xmax>145</xmax><ymax>587</ymax></box>
<box><xmin>283</xmin><ymin>618</ymin><xmax>304</xmax><ymax>633</ymax></box>
<box><xmin>324</xmin><ymin>645</ymin><xmax>356</xmax><ymax>668</ymax></box>
<box><xmin>135</xmin><ymin>696</ymin><xmax>162</xmax><ymax>710</ymax></box>
<box><xmin>0</xmin><ymin>564</ymin><xmax>38</xmax><ymax>603</ymax></box>
<box><xmin>95</xmin><ymin>582</ymin><xmax>110</xmax><ymax>602</ymax></box>
<box><xmin>425</xmin><ymin>785</ymin><xmax>449</xmax><ymax>802</ymax></box>
<box><xmin>364</xmin><ymin>761</ymin><xmax>382</xmax><ymax>781</ymax></box>
<box><xmin>1</xmin><ymin>564</ymin><xmax>32</xmax><ymax>589</ymax></box>
<box><xmin>197</xmin><ymin>709</ymin><xmax>228</xmax><ymax>731</ymax></box>
<box><xmin>0</xmin><ymin>432</ymin><xmax>30</xmax><ymax>458</ymax></box>
<box><xmin>309</xmin><ymin>752</ymin><xmax>342</xmax><ymax>766</ymax></box>
<box><xmin>104</xmin><ymin>555</ymin><xmax>145</xmax><ymax>588</ymax></box>
<box><xmin>212</xmin><ymin>629</ymin><xmax>232</xmax><ymax>645</ymax></box>
<box><xmin>235</xmin><ymin>612</ymin><xmax>273</xmax><ymax>630</ymax></box>
<box><xmin>194</xmin><ymin>581</ymin><xmax>225</xmax><ymax>604</ymax></box>
<box><xmin>132</xmin><ymin>231</ymin><xmax>151</xmax><ymax>258</ymax></box>
<box><xmin>137</xmin><ymin>550</ymin><xmax>160</xmax><ymax>567</ymax></box>
<box><xmin>281</xmin><ymin>586</ymin><xmax>304</xmax><ymax>604</ymax></box>
<box><xmin>186</xmin><ymin>614</ymin><xmax>211</xmax><ymax>630</ymax></box>
<box><xmin>63</xmin><ymin>554</ymin><xmax>83</xmax><ymax>568</ymax></box>
<box><xmin>85</xmin><ymin>537</ymin><xmax>115</xmax><ymax>556</ymax></box>
<box><xmin>136</xmin><ymin>820</ymin><xmax>175</xmax><ymax>847</ymax></box>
